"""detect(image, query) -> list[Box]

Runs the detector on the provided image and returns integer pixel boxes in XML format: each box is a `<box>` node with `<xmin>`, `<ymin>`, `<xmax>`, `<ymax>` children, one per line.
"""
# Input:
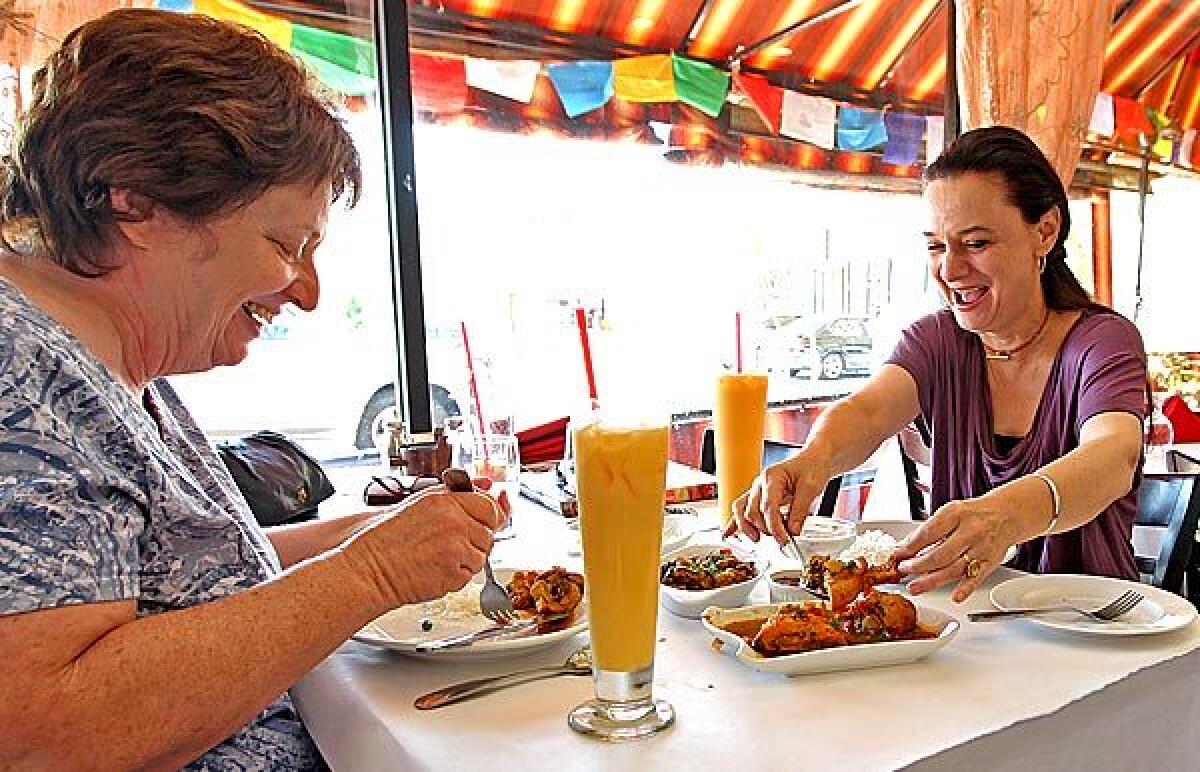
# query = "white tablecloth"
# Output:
<box><xmin>293</xmin><ymin>498</ymin><xmax>1200</xmax><ymax>771</ymax></box>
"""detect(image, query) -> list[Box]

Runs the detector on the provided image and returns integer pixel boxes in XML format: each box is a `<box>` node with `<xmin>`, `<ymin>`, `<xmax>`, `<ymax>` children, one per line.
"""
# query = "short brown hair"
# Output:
<box><xmin>2</xmin><ymin>9</ymin><xmax>362</xmax><ymax>275</ymax></box>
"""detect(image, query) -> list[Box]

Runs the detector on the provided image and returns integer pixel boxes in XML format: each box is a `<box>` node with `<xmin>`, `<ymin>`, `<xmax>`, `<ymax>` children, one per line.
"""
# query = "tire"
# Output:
<box><xmin>819</xmin><ymin>352</ymin><xmax>845</xmax><ymax>380</ymax></box>
<box><xmin>354</xmin><ymin>383</ymin><xmax>461</xmax><ymax>449</ymax></box>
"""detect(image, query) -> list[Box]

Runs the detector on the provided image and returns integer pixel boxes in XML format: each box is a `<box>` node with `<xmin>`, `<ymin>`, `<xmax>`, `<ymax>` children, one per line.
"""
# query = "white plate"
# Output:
<box><xmin>660</xmin><ymin>543</ymin><xmax>766</xmax><ymax>619</ymax></box>
<box><xmin>660</xmin><ymin>509</ymin><xmax>698</xmax><ymax>554</ymax></box>
<box><xmin>567</xmin><ymin>509</ymin><xmax>698</xmax><ymax>558</ymax></box>
<box><xmin>853</xmin><ymin>520</ymin><xmax>1018</xmax><ymax>566</ymax></box>
<box><xmin>990</xmin><ymin>574</ymin><xmax>1197</xmax><ymax>636</ymax></box>
<box><xmin>353</xmin><ymin>568</ymin><xmax>588</xmax><ymax>661</ymax></box>
<box><xmin>701</xmin><ymin>600</ymin><xmax>959</xmax><ymax>675</ymax></box>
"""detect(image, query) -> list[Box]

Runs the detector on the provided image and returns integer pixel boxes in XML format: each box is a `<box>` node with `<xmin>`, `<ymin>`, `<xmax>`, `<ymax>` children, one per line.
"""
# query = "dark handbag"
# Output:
<box><xmin>217</xmin><ymin>430</ymin><xmax>335</xmax><ymax>527</ymax></box>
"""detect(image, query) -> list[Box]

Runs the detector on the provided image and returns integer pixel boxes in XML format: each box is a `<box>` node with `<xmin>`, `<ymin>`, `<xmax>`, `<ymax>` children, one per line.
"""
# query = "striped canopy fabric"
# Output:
<box><xmin>217</xmin><ymin>2</ymin><xmax>1200</xmax><ymax>135</ymax></box>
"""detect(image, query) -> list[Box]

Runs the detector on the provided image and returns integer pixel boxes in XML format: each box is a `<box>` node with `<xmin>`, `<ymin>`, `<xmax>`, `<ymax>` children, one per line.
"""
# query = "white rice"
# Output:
<box><xmin>407</xmin><ymin>579</ymin><xmax>484</xmax><ymax>621</ymax></box>
<box><xmin>838</xmin><ymin>530</ymin><xmax>900</xmax><ymax>566</ymax></box>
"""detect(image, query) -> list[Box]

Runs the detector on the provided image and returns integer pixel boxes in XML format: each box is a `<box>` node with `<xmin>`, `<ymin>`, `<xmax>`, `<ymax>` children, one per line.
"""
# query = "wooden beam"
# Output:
<box><xmin>1091</xmin><ymin>189</ymin><xmax>1114</xmax><ymax>307</ymax></box>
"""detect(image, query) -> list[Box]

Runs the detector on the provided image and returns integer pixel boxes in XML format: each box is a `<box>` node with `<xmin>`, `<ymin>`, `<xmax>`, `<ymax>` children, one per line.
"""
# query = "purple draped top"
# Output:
<box><xmin>887</xmin><ymin>308</ymin><xmax>1147</xmax><ymax>579</ymax></box>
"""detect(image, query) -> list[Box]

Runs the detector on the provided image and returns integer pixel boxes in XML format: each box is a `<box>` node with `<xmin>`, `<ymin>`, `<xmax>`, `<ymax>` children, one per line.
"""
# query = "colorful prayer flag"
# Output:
<box><xmin>1089</xmin><ymin>92</ymin><xmax>1115</xmax><ymax>137</ymax></box>
<box><xmin>612</xmin><ymin>54</ymin><xmax>676</xmax><ymax>103</ymax></box>
<box><xmin>780</xmin><ymin>91</ymin><xmax>836</xmax><ymax>149</ymax></box>
<box><xmin>1180</xmin><ymin>129</ymin><xmax>1197</xmax><ymax>169</ymax></box>
<box><xmin>671</xmin><ymin>54</ymin><xmax>730</xmax><ymax>117</ymax></box>
<box><xmin>925</xmin><ymin>115</ymin><xmax>945</xmax><ymax>164</ymax></box>
<box><xmin>1113</xmin><ymin>95</ymin><xmax>1154</xmax><ymax>146</ymax></box>
<box><xmin>195</xmin><ymin>0</ymin><xmax>292</xmax><ymax>49</ymax></box>
<box><xmin>291</xmin><ymin>23</ymin><xmax>375</xmax><ymax>79</ymax></box>
<box><xmin>465</xmin><ymin>58</ymin><xmax>541</xmax><ymax>104</ymax></box>
<box><xmin>546</xmin><ymin>61</ymin><xmax>614</xmax><ymax>118</ymax></box>
<box><xmin>409</xmin><ymin>53</ymin><xmax>468</xmax><ymax>114</ymax></box>
<box><xmin>882</xmin><ymin>111</ymin><xmax>924</xmax><ymax>166</ymax></box>
<box><xmin>836</xmin><ymin>107</ymin><xmax>887</xmax><ymax>151</ymax></box>
<box><xmin>732</xmin><ymin>71</ymin><xmax>782</xmax><ymax>134</ymax></box>
<box><xmin>1147</xmin><ymin>108</ymin><xmax>1174</xmax><ymax>160</ymax></box>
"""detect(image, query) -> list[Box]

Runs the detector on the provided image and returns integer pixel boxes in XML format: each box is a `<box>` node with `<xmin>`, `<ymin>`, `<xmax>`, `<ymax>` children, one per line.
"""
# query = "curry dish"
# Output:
<box><xmin>660</xmin><ymin>548</ymin><xmax>757</xmax><ymax>590</ymax></box>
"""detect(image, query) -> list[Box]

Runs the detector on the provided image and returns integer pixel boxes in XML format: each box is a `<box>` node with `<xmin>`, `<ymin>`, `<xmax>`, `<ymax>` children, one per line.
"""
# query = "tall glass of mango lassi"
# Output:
<box><xmin>714</xmin><ymin>373</ymin><xmax>768</xmax><ymax>526</ymax></box>
<box><xmin>567</xmin><ymin>420</ymin><xmax>675</xmax><ymax>740</ymax></box>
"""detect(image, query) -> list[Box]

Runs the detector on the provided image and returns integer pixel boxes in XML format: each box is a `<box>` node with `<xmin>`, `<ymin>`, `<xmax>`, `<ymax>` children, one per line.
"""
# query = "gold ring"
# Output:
<box><xmin>964</xmin><ymin>555</ymin><xmax>984</xmax><ymax>579</ymax></box>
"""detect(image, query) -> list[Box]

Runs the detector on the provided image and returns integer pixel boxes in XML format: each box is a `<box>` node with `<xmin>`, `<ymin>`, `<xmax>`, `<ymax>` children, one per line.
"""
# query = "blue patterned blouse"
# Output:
<box><xmin>0</xmin><ymin>278</ymin><xmax>318</xmax><ymax>770</ymax></box>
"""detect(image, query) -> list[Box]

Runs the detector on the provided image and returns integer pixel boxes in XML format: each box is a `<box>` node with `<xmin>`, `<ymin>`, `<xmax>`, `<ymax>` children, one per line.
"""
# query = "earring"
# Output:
<box><xmin>1038</xmin><ymin>253</ymin><xmax>1047</xmax><ymax>274</ymax></box>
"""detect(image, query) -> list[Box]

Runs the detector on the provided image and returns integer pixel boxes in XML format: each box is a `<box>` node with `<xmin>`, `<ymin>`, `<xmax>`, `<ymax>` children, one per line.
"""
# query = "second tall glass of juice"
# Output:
<box><xmin>568</xmin><ymin>421</ymin><xmax>674</xmax><ymax>740</ymax></box>
<box><xmin>715</xmin><ymin>373</ymin><xmax>768</xmax><ymax>525</ymax></box>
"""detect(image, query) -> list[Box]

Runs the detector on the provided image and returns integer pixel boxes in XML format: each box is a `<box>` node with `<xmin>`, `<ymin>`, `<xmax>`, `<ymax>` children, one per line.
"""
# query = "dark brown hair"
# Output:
<box><xmin>924</xmin><ymin>126</ymin><xmax>1102</xmax><ymax>312</ymax></box>
<box><xmin>1</xmin><ymin>8</ymin><xmax>361</xmax><ymax>275</ymax></box>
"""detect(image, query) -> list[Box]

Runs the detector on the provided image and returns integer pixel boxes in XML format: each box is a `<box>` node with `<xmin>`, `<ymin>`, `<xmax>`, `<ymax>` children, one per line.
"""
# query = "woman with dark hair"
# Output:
<box><xmin>0</xmin><ymin>10</ymin><xmax>500</xmax><ymax>769</ymax></box>
<box><xmin>731</xmin><ymin>126</ymin><xmax>1146</xmax><ymax>602</ymax></box>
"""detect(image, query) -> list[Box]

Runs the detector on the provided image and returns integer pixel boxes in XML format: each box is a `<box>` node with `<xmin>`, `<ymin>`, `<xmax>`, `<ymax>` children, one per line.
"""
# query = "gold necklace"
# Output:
<box><xmin>983</xmin><ymin>309</ymin><xmax>1051</xmax><ymax>361</ymax></box>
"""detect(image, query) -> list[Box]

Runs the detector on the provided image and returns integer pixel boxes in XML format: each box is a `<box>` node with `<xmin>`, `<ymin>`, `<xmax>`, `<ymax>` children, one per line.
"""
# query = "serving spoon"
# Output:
<box><xmin>414</xmin><ymin>646</ymin><xmax>593</xmax><ymax>710</ymax></box>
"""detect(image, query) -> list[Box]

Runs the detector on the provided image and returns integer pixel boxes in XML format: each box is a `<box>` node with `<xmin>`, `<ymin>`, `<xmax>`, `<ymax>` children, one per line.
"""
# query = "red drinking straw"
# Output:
<box><xmin>459</xmin><ymin>321</ymin><xmax>488</xmax><ymax>437</ymax></box>
<box><xmin>574</xmin><ymin>307</ymin><xmax>600</xmax><ymax>412</ymax></box>
<box><xmin>735</xmin><ymin>310</ymin><xmax>743</xmax><ymax>373</ymax></box>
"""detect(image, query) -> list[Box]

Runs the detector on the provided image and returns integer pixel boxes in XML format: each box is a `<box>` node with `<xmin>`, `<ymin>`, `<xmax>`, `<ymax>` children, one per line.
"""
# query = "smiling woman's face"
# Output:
<box><xmin>169</xmin><ymin>182</ymin><xmax>331</xmax><ymax>374</ymax></box>
<box><xmin>922</xmin><ymin>172</ymin><xmax>1058</xmax><ymax>338</ymax></box>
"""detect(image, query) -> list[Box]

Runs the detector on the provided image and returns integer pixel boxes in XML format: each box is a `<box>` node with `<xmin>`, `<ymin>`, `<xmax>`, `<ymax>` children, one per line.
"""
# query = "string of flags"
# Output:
<box><xmin>161</xmin><ymin>0</ymin><xmax>1199</xmax><ymax>171</ymax></box>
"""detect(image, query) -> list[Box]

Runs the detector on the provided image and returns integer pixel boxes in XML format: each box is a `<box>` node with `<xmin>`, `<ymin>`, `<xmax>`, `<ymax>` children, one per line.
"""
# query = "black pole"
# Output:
<box><xmin>372</xmin><ymin>1</ymin><xmax>434</xmax><ymax>441</ymax></box>
<box><xmin>944</xmin><ymin>0</ymin><xmax>960</xmax><ymax>146</ymax></box>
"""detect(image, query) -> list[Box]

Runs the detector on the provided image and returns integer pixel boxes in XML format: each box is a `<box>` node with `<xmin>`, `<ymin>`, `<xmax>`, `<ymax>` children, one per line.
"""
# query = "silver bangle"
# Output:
<box><xmin>1032</xmin><ymin>472</ymin><xmax>1061</xmax><ymax>535</ymax></box>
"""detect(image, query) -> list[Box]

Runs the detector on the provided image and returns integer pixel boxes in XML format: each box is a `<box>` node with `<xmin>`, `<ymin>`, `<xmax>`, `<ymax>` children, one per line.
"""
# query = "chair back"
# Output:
<box><xmin>1135</xmin><ymin>473</ymin><xmax>1200</xmax><ymax>597</ymax></box>
<box><xmin>897</xmin><ymin>422</ymin><xmax>932</xmax><ymax>520</ymax></box>
<box><xmin>699</xmin><ymin>429</ymin><xmax>842</xmax><ymax>518</ymax></box>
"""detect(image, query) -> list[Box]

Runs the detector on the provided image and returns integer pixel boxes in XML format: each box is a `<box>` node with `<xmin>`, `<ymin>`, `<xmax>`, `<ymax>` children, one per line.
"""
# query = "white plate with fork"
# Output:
<box><xmin>990</xmin><ymin>574</ymin><xmax>1196</xmax><ymax>636</ymax></box>
<box><xmin>353</xmin><ymin>568</ymin><xmax>588</xmax><ymax>661</ymax></box>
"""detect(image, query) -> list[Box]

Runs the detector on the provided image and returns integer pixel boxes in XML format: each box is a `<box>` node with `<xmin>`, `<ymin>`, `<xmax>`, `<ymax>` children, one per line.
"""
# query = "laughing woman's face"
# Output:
<box><xmin>922</xmin><ymin>171</ymin><xmax>1058</xmax><ymax>338</ymax></box>
<box><xmin>170</xmin><ymin>182</ymin><xmax>330</xmax><ymax>374</ymax></box>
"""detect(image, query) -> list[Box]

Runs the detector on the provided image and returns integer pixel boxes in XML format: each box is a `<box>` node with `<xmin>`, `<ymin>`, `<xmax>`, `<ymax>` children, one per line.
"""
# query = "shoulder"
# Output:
<box><xmin>898</xmin><ymin>308</ymin><xmax>970</xmax><ymax>353</ymax></box>
<box><xmin>1064</xmin><ymin>309</ymin><xmax>1146</xmax><ymax>361</ymax></box>
<box><xmin>0</xmin><ymin>281</ymin><xmax>144</xmax><ymax>463</ymax></box>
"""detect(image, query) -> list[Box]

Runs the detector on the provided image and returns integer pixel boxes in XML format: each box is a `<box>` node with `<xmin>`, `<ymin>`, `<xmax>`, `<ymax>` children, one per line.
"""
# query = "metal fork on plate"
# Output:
<box><xmin>442</xmin><ymin>468</ymin><xmax>518</xmax><ymax>625</ymax></box>
<box><xmin>968</xmin><ymin>589</ymin><xmax>1144</xmax><ymax>623</ymax></box>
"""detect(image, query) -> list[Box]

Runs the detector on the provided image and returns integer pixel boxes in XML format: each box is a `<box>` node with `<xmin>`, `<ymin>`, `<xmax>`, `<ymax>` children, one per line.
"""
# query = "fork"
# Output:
<box><xmin>479</xmin><ymin>558</ymin><xmax>517</xmax><ymax>624</ymax></box>
<box><xmin>968</xmin><ymin>589</ymin><xmax>1144</xmax><ymax>622</ymax></box>
<box><xmin>442</xmin><ymin>467</ymin><xmax>518</xmax><ymax>625</ymax></box>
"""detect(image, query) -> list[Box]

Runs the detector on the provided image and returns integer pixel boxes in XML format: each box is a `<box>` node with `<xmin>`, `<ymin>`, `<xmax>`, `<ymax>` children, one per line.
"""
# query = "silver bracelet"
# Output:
<box><xmin>1032</xmin><ymin>472</ymin><xmax>1061</xmax><ymax>535</ymax></box>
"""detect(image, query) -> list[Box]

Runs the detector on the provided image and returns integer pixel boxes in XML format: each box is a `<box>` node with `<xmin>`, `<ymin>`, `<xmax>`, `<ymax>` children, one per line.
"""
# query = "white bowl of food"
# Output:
<box><xmin>779</xmin><ymin>516</ymin><xmax>858</xmax><ymax>561</ymax></box>
<box><xmin>659</xmin><ymin>543</ymin><xmax>765</xmax><ymax>619</ymax></box>
<box><xmin>766</xmin><ymin>568</ymin><xmax>824</xmax><ymax>604</ymax></box>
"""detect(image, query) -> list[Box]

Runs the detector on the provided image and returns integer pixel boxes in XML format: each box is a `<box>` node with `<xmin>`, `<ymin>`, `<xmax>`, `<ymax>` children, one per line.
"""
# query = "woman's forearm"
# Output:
<box><xmin>6</xmin><ymin>551</ymin><xmax>384</xmax><ymax>770</ymax></box>
<box><xmin>983</xmin><ymin>422</ymin><xmax>1141</xmax><ymax>544</ymax></box>
<box><xmin>801</xmin><ymin>366</ymin><xmax>921</xmax><ymax>480</ymax></box>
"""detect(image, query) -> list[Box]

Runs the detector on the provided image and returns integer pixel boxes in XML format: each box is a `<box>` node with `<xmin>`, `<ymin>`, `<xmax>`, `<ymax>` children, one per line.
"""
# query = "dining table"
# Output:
<box><xmin>294</xmin><ymin>478</ymin><xmax>1200</xmax><ymax>772</ymax></box>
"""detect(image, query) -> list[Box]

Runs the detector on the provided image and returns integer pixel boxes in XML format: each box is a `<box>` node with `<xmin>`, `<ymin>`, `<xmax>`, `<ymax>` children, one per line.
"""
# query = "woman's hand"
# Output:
<box><xmin>723</xmin><ymin>455</ymin><xmax>832</xmax><ymax>546</ymax></box>
<box><xmin>340</xmin><ymin>486</ymin><xmax>503</xmax><ymax>610</ymax></box>
<box><xmin>893</xmin><ymin>495</ymin><xmax>1019</xmax><ymax>602</ymax></box>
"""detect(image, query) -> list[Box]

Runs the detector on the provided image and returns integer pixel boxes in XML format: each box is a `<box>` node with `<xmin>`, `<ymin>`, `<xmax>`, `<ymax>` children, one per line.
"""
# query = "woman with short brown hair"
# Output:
<box><xmin>0</xmin><ymin>10</ymin><xmax>501</xmax><ymax>769</ymax></box>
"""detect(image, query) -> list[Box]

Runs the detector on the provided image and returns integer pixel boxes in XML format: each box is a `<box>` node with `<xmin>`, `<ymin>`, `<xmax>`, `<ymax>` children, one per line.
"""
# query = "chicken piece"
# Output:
<box><xmin>803</xmin><ymin>555</ymin><xmax>828</xmax><ymax>592</ymax></box>
<box><xmin>841</xmin><ymin>590</ymin><xmax>918</xmax><ymax>641</ymax></box>
<box><xmin>821</xmin><ymin>557</ymin><xmax>904</xmax><ymax>611</ymax></box>
<box><xmin>529</xmin><ymin>567</ymin><xmax>585</xmax><ymax>615</ymax></box>
<box><xmin>507</xmin><ymin>570</ymin><xmax>537</xmax><ymax>611</ymax></box>
<box><xmin>751</xmin><ymin>604</ymin><xmax>848</xmax><ymax>655</ymax></box>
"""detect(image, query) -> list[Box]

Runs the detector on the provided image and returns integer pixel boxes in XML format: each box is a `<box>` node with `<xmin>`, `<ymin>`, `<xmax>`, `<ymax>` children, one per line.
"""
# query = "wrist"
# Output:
<box><xmin>1030</xmin><ymin>472</ymin><xmax>1061</xmax><ymax>535</ymax></box>
<box><xmin>321</xmin><ymin>543</ymin><xmax>393</xmax><ymax>619</ymax></box>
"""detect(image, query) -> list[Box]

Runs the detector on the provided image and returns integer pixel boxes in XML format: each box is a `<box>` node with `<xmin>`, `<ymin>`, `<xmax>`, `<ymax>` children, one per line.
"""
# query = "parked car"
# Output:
<box><xmin>757</xmin><ymin>316</ymin><xmax>874</xmax><ymax>379</ymax></box>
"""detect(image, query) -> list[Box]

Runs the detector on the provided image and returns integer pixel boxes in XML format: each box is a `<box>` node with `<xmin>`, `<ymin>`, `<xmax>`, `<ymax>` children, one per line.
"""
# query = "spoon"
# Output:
<box><xmin>414</xmin><ymin>647</ymin><xmax>593</xmax><ymax>710</ymax></box>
